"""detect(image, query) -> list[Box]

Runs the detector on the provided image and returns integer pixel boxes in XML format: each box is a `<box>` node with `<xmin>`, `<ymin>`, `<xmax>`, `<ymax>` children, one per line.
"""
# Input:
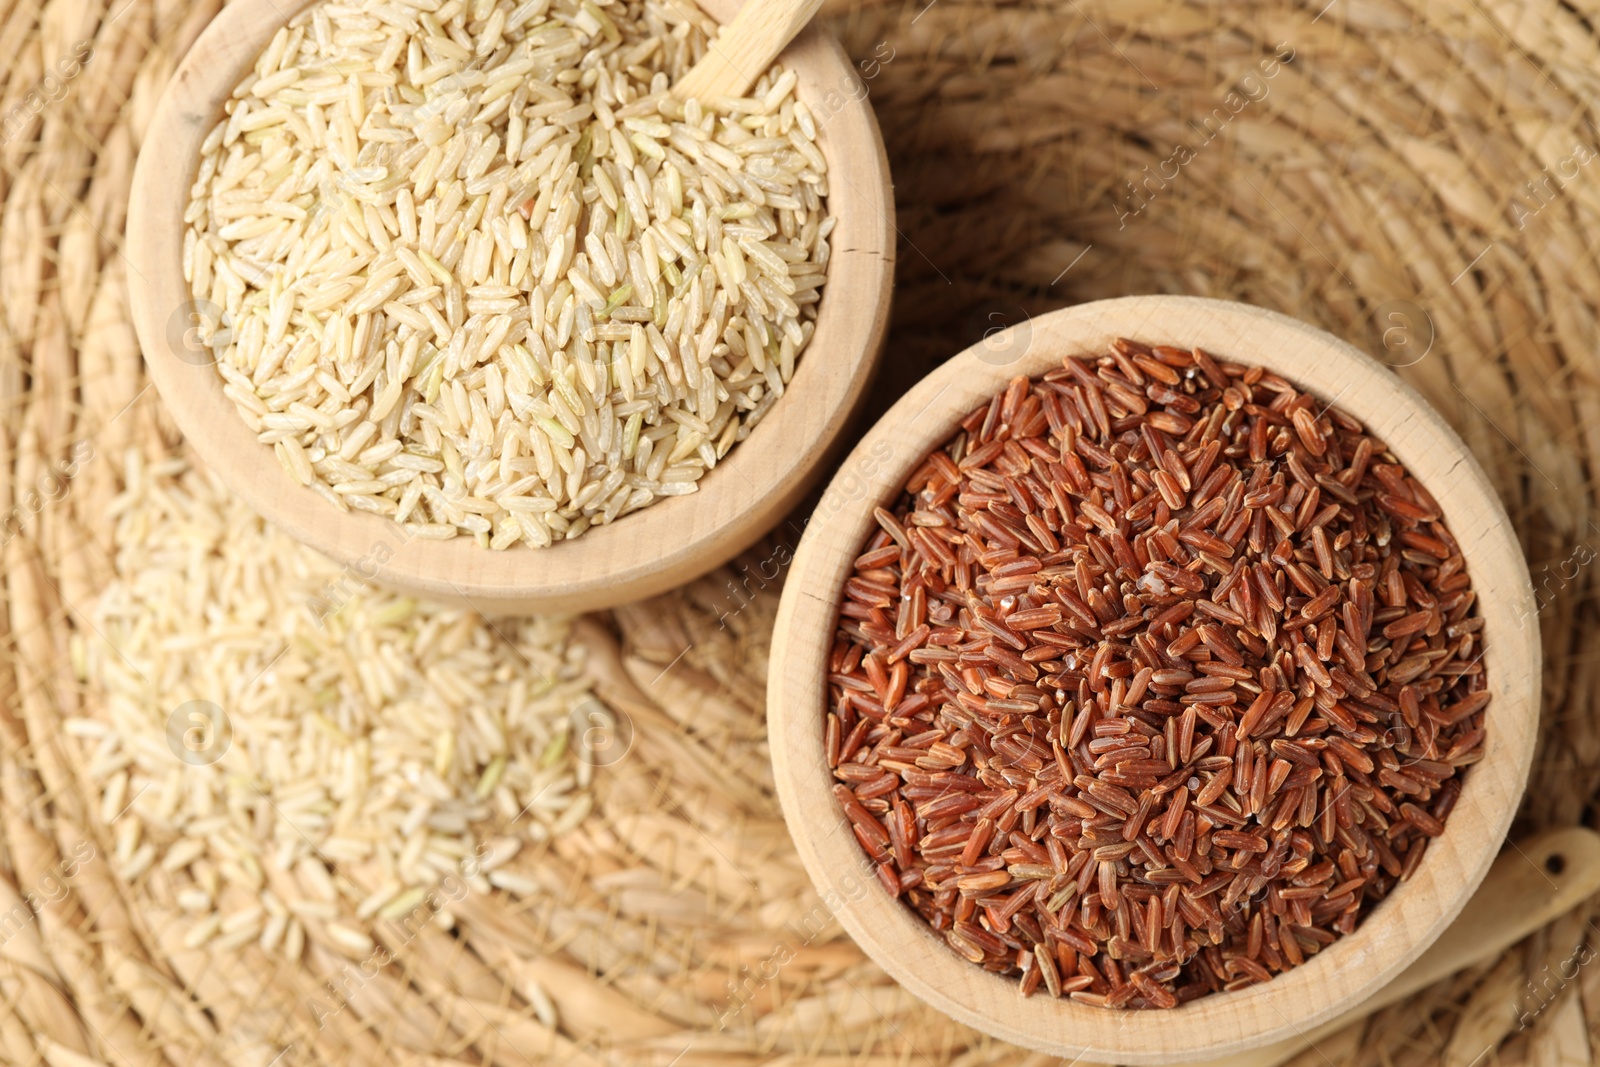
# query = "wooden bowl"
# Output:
<box><xmin>768</xmin><ymin>296</ymin><xmax>1538</xmax><ymax>1064</ymax></box>
<box><xmin>125</xmin><ymin>0</ymin><xmax>893</xmax><ymax>615</ymax></box>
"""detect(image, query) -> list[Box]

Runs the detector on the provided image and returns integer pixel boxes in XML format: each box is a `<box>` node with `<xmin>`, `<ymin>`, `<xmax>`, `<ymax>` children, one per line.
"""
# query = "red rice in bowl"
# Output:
<box><xmin>825</xmin><ymin>339</ymin><xmax>1488</xmax><ymax>1008</ymax></box>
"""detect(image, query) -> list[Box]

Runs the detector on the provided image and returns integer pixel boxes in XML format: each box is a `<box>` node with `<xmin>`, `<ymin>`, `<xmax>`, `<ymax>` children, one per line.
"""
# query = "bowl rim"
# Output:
<box><xmin>125</xmin><ymin>0</ymin><xmax>894</xmax><ymax>616</ymax></box>
<box><xmin>767</xmin><ymin>295</ymin><xmax>1539</xmax><ymax>1063</ymax></box>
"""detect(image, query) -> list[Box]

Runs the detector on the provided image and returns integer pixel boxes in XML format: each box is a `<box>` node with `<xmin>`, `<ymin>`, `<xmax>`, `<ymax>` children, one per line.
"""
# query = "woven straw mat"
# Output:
<box><xmin>1</xmin><ymin>0</ymin><xmax>1599</xmax><ymax>1063</ymax></box>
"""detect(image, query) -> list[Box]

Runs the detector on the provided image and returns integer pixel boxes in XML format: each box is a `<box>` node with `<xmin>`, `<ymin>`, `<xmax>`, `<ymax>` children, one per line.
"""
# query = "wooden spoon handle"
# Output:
<box><xmin>674</xmin><ymin>0</ymin><xmax>825</xmax><ymax>103</ymax></box>
<box><xmin>1081</xmin><ymin>827</ymin><xmax>1600</xmax><ymax>1067</ymax></box>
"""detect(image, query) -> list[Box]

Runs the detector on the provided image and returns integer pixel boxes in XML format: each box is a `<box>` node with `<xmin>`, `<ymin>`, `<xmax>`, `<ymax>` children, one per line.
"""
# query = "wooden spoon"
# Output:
<box><xmin>674</xmin><ymin>0</ymin><xmax>826</xmax><ymax>103</ymax></box>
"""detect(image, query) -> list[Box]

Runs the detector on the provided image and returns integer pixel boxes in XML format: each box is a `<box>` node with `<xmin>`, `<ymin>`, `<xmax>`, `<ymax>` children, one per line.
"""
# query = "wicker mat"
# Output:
<box><xmin>3</xmin><ymin>0</ymin><xmax>1600</xmax><ymax>1063</ymax></box>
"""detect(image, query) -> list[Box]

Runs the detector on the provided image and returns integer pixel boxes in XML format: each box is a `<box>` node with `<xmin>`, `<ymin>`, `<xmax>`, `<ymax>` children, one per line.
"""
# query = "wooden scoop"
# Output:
<box><xmin>674</xmin><ymin>0</ymin><xmax>825</xmax><ymax>103</ymax></box>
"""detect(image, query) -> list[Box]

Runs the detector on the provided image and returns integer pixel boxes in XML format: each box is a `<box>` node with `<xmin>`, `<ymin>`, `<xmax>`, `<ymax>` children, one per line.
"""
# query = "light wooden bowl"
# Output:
<box><xmin>768</xmin><ymin>296</ymin><xmax>1539</xmax><ymax>1064</ymax></box>
<box><xmin>125</xmin><ymin>0</ymin><xmax>893</xmax><ymax>615</ymax></box>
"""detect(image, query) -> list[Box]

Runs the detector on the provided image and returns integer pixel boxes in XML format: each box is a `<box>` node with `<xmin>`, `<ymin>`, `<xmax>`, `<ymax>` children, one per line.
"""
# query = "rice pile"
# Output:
<box><xmin>72</xmin><ymin>448</ymin><xmax>601</xmax><ymax>958</ymax></box>
<box><xmin>184</xmin><ymin>0</ymin><xmax>832</xmax><ymax>548</ymax></box>
<box><xmin>828</xmin><ymin>342</ymin><xmax>1487</xmax><ymax>1007</ymax></box>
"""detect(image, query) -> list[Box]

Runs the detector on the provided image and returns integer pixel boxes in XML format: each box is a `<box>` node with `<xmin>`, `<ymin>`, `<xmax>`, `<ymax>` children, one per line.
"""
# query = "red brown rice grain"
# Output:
<box><xmin>825</xmin><ymin>340</ymin><xmax>1488</xmax><ymax>1008</ymax></box>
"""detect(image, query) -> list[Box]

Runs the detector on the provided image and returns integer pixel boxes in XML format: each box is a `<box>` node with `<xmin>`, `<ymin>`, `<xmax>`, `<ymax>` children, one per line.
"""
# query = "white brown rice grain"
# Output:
<box><xmin>186</xmin><ymin>0</ymin><xmax>830</xmax><ymax>548</ymax></box>
<box><xmin>76</xmin><ymin>449</ymin><xmax>602</xmax><ymax>953</ymax></box>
